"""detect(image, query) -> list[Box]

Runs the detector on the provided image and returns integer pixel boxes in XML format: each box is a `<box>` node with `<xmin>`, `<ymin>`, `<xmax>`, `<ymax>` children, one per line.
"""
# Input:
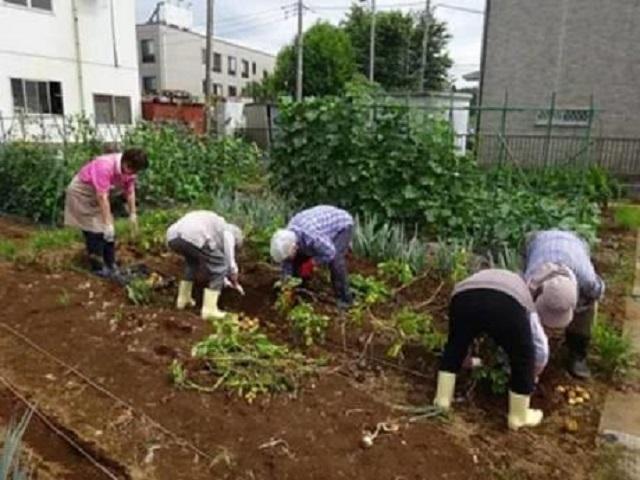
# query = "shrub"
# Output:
<box><xmin>124</xmin><ymin>122</ymin><xmax>263</xmax><ymax>206</ymax></box>
<box><xmin>288</xmin><ymin>302</ymin><xmax>330</xmax><ymax>347</ymax></box>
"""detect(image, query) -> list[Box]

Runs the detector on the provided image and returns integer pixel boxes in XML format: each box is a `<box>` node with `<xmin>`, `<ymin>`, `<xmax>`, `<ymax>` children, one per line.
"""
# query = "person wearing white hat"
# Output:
<box><xmin>271</xmin><ymin>205</ymin><xmax>354</xmax><ymax>307</ymax></box>
<box><xmin>433</xmin><ymin>269</ymin><xmax>549</xmax><ymax>430</ymax></box>
<box><xmin>524</xmin><ymin>230</ymin><xmax>605</xmax><ymax>379</ymax></box>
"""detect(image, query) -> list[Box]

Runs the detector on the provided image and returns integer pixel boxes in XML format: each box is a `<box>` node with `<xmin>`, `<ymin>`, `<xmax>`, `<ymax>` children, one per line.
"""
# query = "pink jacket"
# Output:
<box><xmin>78</xmin><ymin>153</ymin><xmax>136</xmax><ymax>197</ymax></box>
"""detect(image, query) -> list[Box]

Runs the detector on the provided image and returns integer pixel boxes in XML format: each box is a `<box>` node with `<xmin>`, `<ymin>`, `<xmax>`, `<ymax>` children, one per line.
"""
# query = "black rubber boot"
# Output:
<box><xmin>566</xmin><ymin>333</ymin><xmax>592</xmax><ymax>379</ymax></box>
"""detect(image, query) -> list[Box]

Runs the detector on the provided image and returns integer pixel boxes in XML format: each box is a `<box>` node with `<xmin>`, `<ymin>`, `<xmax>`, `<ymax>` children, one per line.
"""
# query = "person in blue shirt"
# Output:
<box><xmin>270</xmin><ymin>205</ymin><xmax>354</xmax><ymax>308</ymax></box>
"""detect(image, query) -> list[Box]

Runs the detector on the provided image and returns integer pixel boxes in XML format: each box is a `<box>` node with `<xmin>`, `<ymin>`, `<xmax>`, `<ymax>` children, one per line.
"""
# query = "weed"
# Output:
<box><xmin>56</xmin><ymin>289</ymin><xmax>71</xmax><ymax>307</ymax></box>
<box><xmin>614</xmin><ymin>204</ymin><xmax>640</xmax><ymax>230</ymax></box>
<box><xmin>592</xmin><ymin>318</ymin><xmax>633</xmax><ymax>377</ymax></box>
<box><xmin>288</xmin><ymin>302</ymin><xmax>329</xmax><ymax>347</ymax></box>
<box><xmin>0</xmin><ymin>239</ymin><xmax>17</xmax><ymax>261</ymax></box>
<box><xmin>0</xmin><ymin>409</ymin><xmax>33</xmax><ymax>480</ymax></box>
<box><xmin>383</xmin><ymin>308</ymin><xmax>446</xmax><ymax>358</ymax></box>
<box><xmin>126</xmin><ymin>278</ymin><xmax>154</xmax><ymax>306</ymax></box>
<box><xmin>472</xmin><ymin>363</ymin><xmax>510</xmax><ymax>395</ymax></box>
<box><xmin>377</xmin><ymin>259</ymin><xmax>414</xmax><ymax>285</ymax></box>
<box><xmin>187</xmin><ymin>315</ymin><xmax>320</xmax><ymax>402</ymax></box>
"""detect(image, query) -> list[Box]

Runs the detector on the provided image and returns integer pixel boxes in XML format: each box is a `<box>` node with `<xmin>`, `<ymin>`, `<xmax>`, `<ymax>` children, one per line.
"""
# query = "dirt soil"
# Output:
<box><xmin>0</xmin><ymin>215</ymin><xmax>635</xmax><ymax>480</ymax></box>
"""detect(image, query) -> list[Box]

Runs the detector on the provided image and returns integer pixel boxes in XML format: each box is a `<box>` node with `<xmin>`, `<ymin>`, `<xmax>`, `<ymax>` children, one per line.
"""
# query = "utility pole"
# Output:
<box><xmin>296</xmin><ymin>0</ymin><xmax>304</xmax><ymax>101</ymax></box>
<box><xmin>369</xmin><ymin>0</ymin><xmax>376</xmax><ymax>83</ymax></box>
<box><xmin>419</xmin><ymin>0</ymin><xmax>431</xmax><ymax>93</ymax></box>
<box><xmin>204</xmin><ymin>0</ymin><xmax>214</xmax><ymax>133</ymax></box>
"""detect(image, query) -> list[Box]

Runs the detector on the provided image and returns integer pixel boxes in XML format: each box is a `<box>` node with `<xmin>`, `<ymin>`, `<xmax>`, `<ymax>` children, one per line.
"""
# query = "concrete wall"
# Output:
<box><xmin>481</xmin><ymin>0</ymin><xmax>640</xmax><ymax>138</ymax></box>
<box><xmin>0</xmin><ymin>0</ymin><xmax>141</xmax><ymax>121</ymax></box>
<box><xmin>136</xmin><ymin>23</ymin><xmax>276</xmax><ymax>100</ymax></box>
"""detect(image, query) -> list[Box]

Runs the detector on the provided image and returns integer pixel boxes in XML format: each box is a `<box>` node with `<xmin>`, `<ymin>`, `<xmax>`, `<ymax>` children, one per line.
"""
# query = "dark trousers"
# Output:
<box><xmin>329</xmin><ymin>227</ymin><xmax>353</xmax><ymax>303</ymax></box>
<box><xmin>566</xmin><ymin>301</ymin><xmax>596</xmax><ymax>358</ymax></box>
<box><xmin>82</xmin><ymin>231</ymin><xmax>115</xmax><ymax>271</ymax></box>
<box><xmin>168</xmin><ymin>237</ymin><xmax>227</xmax><ymax>290</ymax></box>
<box><xmin>441</xmin><ymin>289</ymin><xmax>536</xmax><ymax>395</ymax></box>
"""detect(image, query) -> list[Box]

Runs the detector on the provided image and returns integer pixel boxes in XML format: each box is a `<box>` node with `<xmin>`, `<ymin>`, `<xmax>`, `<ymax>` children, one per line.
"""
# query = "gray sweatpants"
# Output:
<box><xmin>168</xmin><ymin>237</ymin><xmax>228</xmax><ymax>290</ymax></box>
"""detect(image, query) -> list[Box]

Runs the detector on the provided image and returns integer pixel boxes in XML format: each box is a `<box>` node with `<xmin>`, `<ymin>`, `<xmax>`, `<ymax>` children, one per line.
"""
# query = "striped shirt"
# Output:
<box><xmin>524</xmin><ymin>230</ymin><xmax>604</xmax><ymax>301</ymax></box>
<box><xmin>287</xmin><ymin>206</ymin><xmax>354</xmax><ymax>264</ymax></box>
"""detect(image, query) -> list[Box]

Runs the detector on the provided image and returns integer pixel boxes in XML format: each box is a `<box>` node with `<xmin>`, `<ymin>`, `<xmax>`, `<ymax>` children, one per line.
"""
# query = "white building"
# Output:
<box><xmin>0</xmin><ymin>0</ymin><xmax>140</xmax><ymax>136</ymax></box>
<box><xmin>137</xmin><ymin>2</ymin><xmax>276</xmax><ymax>100</ymax></box>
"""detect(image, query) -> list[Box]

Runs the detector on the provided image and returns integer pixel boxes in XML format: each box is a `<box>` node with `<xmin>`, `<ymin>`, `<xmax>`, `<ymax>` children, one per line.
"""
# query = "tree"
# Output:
<box><xmin>341</xmin><ymin>5</ymin><xmax>453</xmax><ymax>92</ymax></box>
<box><xmin>269</xmin><ymin>21</ymin><xmax>357</xmax><ymax>97</ymax></box>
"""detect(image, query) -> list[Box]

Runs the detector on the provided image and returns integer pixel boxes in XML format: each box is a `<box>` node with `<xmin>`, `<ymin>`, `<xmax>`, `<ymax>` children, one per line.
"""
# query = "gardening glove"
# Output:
<box><xmin>104</xmin><ymin>223</ymin><xmax>116</xmax><ymax>243</ymax></box>
<box><xmin>129</xmin><ymin>213</ymin><xmax>139</xmax><ymax>235</ymax></box>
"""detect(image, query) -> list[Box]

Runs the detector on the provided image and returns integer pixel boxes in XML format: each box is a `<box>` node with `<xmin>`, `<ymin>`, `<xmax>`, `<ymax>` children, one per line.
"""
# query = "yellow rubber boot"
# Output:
<box><xmin>433</xmin><ymin>371</ymin><xmax>456</xmax><ymax>410</ymax></box>
<box><xmin>176</xmin><ymin>281</ymin><xmax>196</xmax><ymax>310</ymax></box>
<box><xmin>508</xmin><ymin>391</ymin><xmax>543</xmax><ymax>430</ymax></box>
<box><xmin>201</xmin><ymin>288</ymin><xmax>227</xmax><ymax>320</ymax></box>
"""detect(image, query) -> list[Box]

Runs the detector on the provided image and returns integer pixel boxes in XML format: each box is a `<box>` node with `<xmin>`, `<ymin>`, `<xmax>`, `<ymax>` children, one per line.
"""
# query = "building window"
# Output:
<box><xmin>263</xmin><ymin>70</ymin><xmax>268</xmax><ymax>80</ymax></box>
<box><xmin>142</xmin><ymin>76</ymin><xmax>157</xmax><ymax>94</ymax></box>
<box><xmin>11</xmin><ymin>78</ymin><xmax>63</xmax><ymax>115</ymax></box>
<box><xmin>214</xmin><ymin>83</ymin><xmax>223</xmax><ymax>96</ymax></box>
<box><xmin>140</xmin><ymin>39</ymin><xmax>156</xmax><ymax>63</ymax></box>
<box><xmin>228</xmin><ymin>56</ymin><xmax>237</xmax><ymax>76</ymax></box>
<box><xmin>252</xmin><ymin>62</ymin><xmax>257</xmax><ymax>76</ymax></box>
<box><xmin>213</xmin><ymin>52</ymin><xmax>222</xmax><ymax>72</ymax></box>
<box><xmin>228</xmin><ymin>85</ymin><xmax>237</xmax><ymax>97</ymax></box>
<box><xmin>535</xmin><ymin>109</ymin><xmax>591</xmax><ymax>127</ymax></box>
<box><xmin>241</xmin><ymin>60</ymin><xmax>249</xmax><ymax>79</ymax></box>
<box><xmin>94</xmin><ymin>94</ymin><xmax>132</xmax><ymax>125</ymax></box>
<box><xmin>5</xmin><ymin>0</ymin><xmax>52</xmax><ymax>10</ymax></box>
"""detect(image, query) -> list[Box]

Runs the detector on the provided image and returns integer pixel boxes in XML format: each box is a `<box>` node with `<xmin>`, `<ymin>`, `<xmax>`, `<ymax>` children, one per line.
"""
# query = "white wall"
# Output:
<box><xmin>0</xmin><ymin>0</ymin><xmax>140</xmax><ymax>122</ymax></box>
<box><xmin>136</xmin><ymin>23</ymin><xmax>276</xmax><ymax>100</ymax></box>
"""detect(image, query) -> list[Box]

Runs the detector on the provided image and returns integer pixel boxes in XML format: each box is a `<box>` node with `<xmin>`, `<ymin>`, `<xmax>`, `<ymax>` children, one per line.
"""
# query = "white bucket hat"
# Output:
<box><xmin>270</xmin><ymin>229</ymin><xmax>297</xmax><ymax>263</ymax></box>
<box><xmin>531</xmin><ymin>262</ymin><xmax>578</xmax><ymax>329</ymax></box>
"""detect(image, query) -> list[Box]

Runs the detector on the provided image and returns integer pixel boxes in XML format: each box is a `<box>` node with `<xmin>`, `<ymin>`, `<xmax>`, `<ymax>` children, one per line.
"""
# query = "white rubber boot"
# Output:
<box><xmin>433</xmin><ymin>372</ymin><xmax>456</xmax><ymax>410</ymax></box>
<box><xmin>201</xmin><ymin>288</ymin><xmax>227</xmax><ymax>320</ymax></box>
<box><xmin>508</xmin><ymin>391</ymin><xmax>543</xmax><ymax>431</ymax></box>
<box><xmin>176</xmin><ymin>281</ymin><xmax>196</xmax><ymax>310</ymax></box>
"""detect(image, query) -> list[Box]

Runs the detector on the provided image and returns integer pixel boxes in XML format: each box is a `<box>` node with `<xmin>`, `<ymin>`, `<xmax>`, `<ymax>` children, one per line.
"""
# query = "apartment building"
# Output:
<box><xmin>0</xmin><ymin>0</ymin><xmax>141</xmax><ymax>125</ymax></box>
<box><xmin>137</xmin><ymin>2</ymin><xmax>276</xmax><ymax>100</ymax></box>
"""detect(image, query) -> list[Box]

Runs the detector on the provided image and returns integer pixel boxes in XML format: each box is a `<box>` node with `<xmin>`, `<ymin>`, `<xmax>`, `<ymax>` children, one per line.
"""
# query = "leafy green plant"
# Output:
<box><xmin>350</xmin><ymin>274</ymin><xmax>390</xmax><ymax>305</ymax></box>
<box><xmin>377</xmin><ymin>259</ymin><xmax>414</xmax><ymax>285</ymax></box>
<box><xmin>56</xmin><ymin>288</ymin><xmax>71</xmax><ymax>307</ymax></box>
<box><xmin>28</xmin><ymin>228</ymin><xmax>79</xmax><ymax>253</ymax></box>
<box><xmin>126</xmin><ymin>278</ymin><xmax>154</xmax><ymax>306</ymax></box>
<box><xmin>186</xmin><ymin>315</ymin><xmax>319</xmax><ymax>402</ymax></box>
<box><xmin>288</xmin><ymin>302</ymin><xmax>330</xmax><ymax>347</ymax></box>
<box><xmin>0</xmin><ymin>409</ymin><xmax>33</xmax><ymax>480</ymax></box>
<box><xmin>274</xmin><ymin>277</ymin><xmax>302</xmax><ymax>315</ymax></box>
<box><xmin>384</xmin><ymin>308</ymin><xmax>446</xmax><ymax>358</ymax></box>
<box><xmin>592</xmin><ymin>319</ymin><xmax>633</xmax><ymax>377</ymax></box>
<box><xmin>472</xmin><ymin>364</ymin><xmax>509</xmax><ymax>395</ymax></box>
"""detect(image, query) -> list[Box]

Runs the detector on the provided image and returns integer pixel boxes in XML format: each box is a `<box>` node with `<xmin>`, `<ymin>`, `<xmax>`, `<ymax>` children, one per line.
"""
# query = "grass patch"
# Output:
<box><xmin>591</xmin><ymin>443</ymin><xmax>633</xmax><ymax>480</ymax></box>
<box><xmin>28</xmin><ymin>228</ymin><xmax>79</xmax><ymax>253</ymax></box>
<box><xmin>0</xmin><ymin>239</ymin><xmax>17</xmax><ymax>261</ymax></box>
<box><xmin>613</xmin><ymin>204</ymin><xmax>640</xmax><ymax>230</ymax></box>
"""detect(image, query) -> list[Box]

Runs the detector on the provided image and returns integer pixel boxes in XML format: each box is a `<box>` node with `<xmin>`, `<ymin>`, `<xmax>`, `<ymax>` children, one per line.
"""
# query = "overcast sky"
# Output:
<box><xmin>135</xmin><ymin>0</ymin><xmax>484</xmax><ymax>86</ymax></box>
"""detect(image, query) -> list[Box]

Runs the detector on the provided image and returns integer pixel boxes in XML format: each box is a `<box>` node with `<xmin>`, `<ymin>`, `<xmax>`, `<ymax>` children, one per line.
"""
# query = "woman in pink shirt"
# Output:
<box><xmin>64</xmin><ymin>149</ymin><xmax>148</xmax><ymax>276</ymax></box>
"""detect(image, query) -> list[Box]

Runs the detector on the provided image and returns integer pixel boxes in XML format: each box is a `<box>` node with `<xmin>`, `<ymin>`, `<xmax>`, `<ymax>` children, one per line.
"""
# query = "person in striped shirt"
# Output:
<box><xmin>270</xmin><ymin>205</ymin><xmax>354</xmax><ymax>308</ymax></box>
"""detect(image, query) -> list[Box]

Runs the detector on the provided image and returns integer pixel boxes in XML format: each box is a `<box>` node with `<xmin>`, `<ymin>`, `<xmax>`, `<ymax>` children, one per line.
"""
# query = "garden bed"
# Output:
<box><xmin>0</xmin><ymin>213</ymin><xmax>635</xmax><ymax>479</ymax></box>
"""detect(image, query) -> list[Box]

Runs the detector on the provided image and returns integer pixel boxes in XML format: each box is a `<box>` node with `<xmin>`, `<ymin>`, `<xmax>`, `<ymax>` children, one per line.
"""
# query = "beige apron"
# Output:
<box><xmin>64</xmin><ymin>176</ymin><xmax>104</xmax><ymax>233</ymax></box>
